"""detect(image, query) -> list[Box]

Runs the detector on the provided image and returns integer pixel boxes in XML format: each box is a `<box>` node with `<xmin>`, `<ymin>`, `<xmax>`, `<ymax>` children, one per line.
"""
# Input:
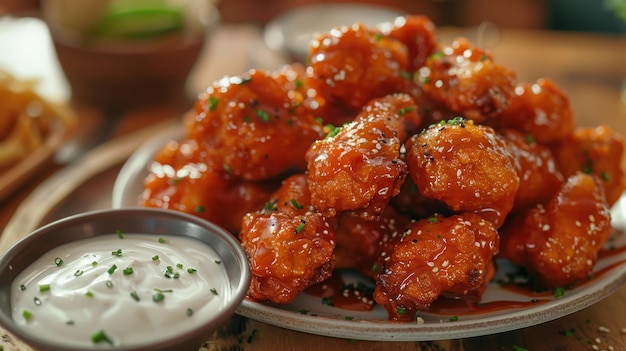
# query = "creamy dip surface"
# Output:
<box><xmin>11</xmin><ymin>233</ymin><xmax>230</xmax><ymax>348</ymax></box>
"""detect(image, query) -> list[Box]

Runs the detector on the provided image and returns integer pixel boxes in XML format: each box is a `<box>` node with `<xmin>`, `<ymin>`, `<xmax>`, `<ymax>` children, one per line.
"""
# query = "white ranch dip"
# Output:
<box><xmin>11</xmin><ymin>233</ymin><xmax>230</xmax><ymax>348</ymax></box>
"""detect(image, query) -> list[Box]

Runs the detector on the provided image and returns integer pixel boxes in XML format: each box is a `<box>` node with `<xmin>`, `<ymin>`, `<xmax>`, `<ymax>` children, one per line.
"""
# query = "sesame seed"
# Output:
<box><xmin>598</xmin><ymin>326</ymin><xmax>610</xmax><ymax>333</ymax></box>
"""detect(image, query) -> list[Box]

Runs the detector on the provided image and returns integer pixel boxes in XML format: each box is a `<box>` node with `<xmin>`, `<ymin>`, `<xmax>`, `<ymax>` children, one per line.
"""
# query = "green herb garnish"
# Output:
<box><xmin>91</xmin><ymin>329</ymin><xmax>114</xmax><ymax>345</ymax></box>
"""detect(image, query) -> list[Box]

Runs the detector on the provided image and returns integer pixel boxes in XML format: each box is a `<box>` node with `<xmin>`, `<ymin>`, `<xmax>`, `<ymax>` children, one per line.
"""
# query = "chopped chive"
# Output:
<box><xmin>195</xmin><ymin>205</ymin><xmax>205</xmax><ymax>213</ymax></box>
<box><xmin>256</xmin><ymin>108</ymin><xmax>270</xmax><ymax>122</ymax></box>
<box><xmin>111</xmin><ymin>249</ymin><xmax>122</xmax><ymax>257</ymax></box>
<box><xmin>208</xmin><ymin>96</ymin><xmax>219</xmax><ymax>112</ymax></box>
<box><xmin>123</xmin><ymin>267</ymin><xmax>134</xmax><ymax>275</ymax></box>
<box><xmin>290</xmin><ymin>199</ymin><xmax>304</xmax><ymax>210</ymax></box>
<box><xmin>321</xmin><ymin>296</ymin><xmax>334</xmax><ymax>306</ymax></box>
<box><xmin>371</xmin><ymin>262</ymin><xmax>379</xmax><ymax>274</ymax></box>
<box><xmin>33</xmin><ymin>297</ymin><xmax>41</xmax><ymax>305</ymax></box>
<box><xmin>116</xmin><ymin>229</ymin><xmax>124</xmax><ymax>239</ymax></box>
<box><xmin>22</xmin><ymin>310</ymin><xmax>33</xmax><ymax>321</ymax></box>
<box><xmin>106</xmin><ymin>280</ymin><xmax>113</xmax><ymax>288</ymax></box>
<box><xmin>130</xmin><ymin>291</ymin><xmax>140</xmax><ymax>302</ymax></box>
<box><xmin>396</xmin><ymin>307</ymin><xmax>406</xmax><ymax>315</ymax></box>
<box><xmin>554</xmin><ymin>287</ymin><xmax>566</xmax><ymax>298</ymax></box>
<box><xmin>54</xmin><ymin>257</ymin><xmax>63</xmax><ymax>267</ymax></box>
<box><xmin>210</xmin><ymin>288</ymin><xmax>218</xmax><ymax>295</ymax></box>
<box><xmin>152</xmin><ymin>255</ymin><xmax>159</xmax><ymax>261</ymax></box>
<box><xmin>107</xmin><ymin>264</ymin><xmax>118</xmax><ymax>275</ymax></box>
<box><xmin>19</xmin><ymin>284</ymin><xmax>26</xmax><ymax>291</ymax></box>
<box><xmin>176</xmin><ymin>263</ymin><xmax>184</xmax><ymax>269</ymax></box>
<box><xmin>91</xmin><ymin>329</ymin><xmax>114</xmax><ymax>345</ymax></box>
<box><xmin>187</xmin><ymin>268</ymin><xmax>197</xmax><ymax>274</ymax></box>
<box><xmin>39</xmin><ymin>284</ymin><xmax>51</xmax><ymax>292</ymax></box>
<box><xmin>154</xmin><ymin>288</ymin><xmax>173</xmax><ymax>293</ymax></box>
<box><xmin>398</xmin><ymin>106</ymin><xmax>414</xmax><ymax>116</ymax></box>
<box><xmin>344</xmin><ymin>316</ymin><xmax>354</xmax><ymax>320</ymax></box>
<box><xmin>299</xmin><ymin>309</ymin><xmax>309</xmax><ymax>315</ymax></box>
<box><xmin>295</xmin><ymin>220</ymin><xmax>306</xmax><ymax>234</ymax></box>
<box><xmin>449</xmin><ymin>315</ymin><xmax>459</xmax><ymax>321</ymax></box>
<box><xmin>214</xmin><ymin>260</ymin><xmax>222</xmax><ymax>264</ymax></box>
<box><xmin>74</xmin><ymin>269</ymin><xmax>84</xmax><ymax>277</ymax></box>
<box><xmin>153</xmin><ymin>292</ymin><xmax>165</xmax><ymax>303</ymax></box>
<box><xmin>263</xmin><ymin>200</ymin><xmax>278</xmax><ymax>212</ymax></box>
<box><xmin>86</xmin><ymin>291</ymin><xmax>94</xmax><ymax>298</ymax></box>
<box><xmin>186</xmin><ymin>308</ymin><xmax>193</xmax><ymax>317</ymax></box>
<box><xmin>92</xmin><ymin>261</ymin><xmax>98</xmax><ymax>267</ymax></box>
<box><xmin>158</xmin><ymin>237</ymin><xmax>166</xmax><ymax>244</ymax></box>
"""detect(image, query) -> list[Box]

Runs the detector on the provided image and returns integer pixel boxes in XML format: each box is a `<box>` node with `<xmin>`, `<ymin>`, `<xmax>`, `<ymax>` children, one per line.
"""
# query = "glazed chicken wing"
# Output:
<box><xmin>187</xmin><ymin>66</ymin><xmax>326</xmax><ymax>181</ymax></box>
<box><xmin>373</xmin><ymin>213</ymin><xmax>499</xmax><ymax>321</ymax></box>
<box><xmin>499</xmin><ymin>172</ymin><xmax>612</xmax><ymax>288</ymax></box>
<box><xmin>305</xmin><ymin>94</ymin><xmax>420</xmax><ymax>219</ymax></box>
<box><xmin>500</xmin><ymin>128</ymin><xmax>565</xmax><ymax>213</ymax></box>
<box><xmin>381</xmin><ymin>15</ymin><xmax>438</xmax><ymax>73</ymax></box>
<box><xmin>415</xmin><ymin>38</ymin><xmax>516</xmax><ymax>123</ymax></box>
<box><xmin>405</xmin><ymin>118</ymin><xmax>519</xmax><ymax>227</ymax></box>
<box><xmin>334</xmin><ymin>206</ymin><xmax>411</xmax><ymax>277</ymax></box>
<box><xmin>142</xmin><ymin>156</ymin><xmax>278</xmax><ymax>234</ymax></box>
<box><xmin>491</xmin><ymin>78</ymin><xmax>575</xmax><ymax>144</ymax></box>
<box><xmin>552</xmin><ymin>124</ymin><xmax>626</xmax><ymax>206</ymax></box>
<box><xmin>306</xmin><ymin>23</ymin><xmax>412</xmax><ymax>113</ymax></box>
<box><xmin>239</xmin><ymin>174</ymin><xmax>336</xmax><ymax>304</ymax></box>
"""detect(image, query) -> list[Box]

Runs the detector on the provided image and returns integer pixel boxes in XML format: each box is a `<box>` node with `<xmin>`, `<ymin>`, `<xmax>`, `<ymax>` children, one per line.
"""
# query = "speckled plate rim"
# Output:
<box><xmin>112</xmin><ymin>126</ymin><xmax>626</xmax><ymax>342</ymax></box>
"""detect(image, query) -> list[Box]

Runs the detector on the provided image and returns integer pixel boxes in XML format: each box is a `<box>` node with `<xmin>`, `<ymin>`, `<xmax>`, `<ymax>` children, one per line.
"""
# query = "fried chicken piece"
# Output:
<box><xmin>415</xmin><ymin>37</ymin><xmax>516</xmax><ymax>123</ymax></box>
<box><xmin>334</xmin><ymin>206</ymin><xmax>411</xmax><ymax>277</ymax></box>
<box><xmin>551</xmin><ymin>124</ymin><xmax>626</xmax><ymax>206</ymax></box>
<box><xmin>381</xmin><ymin>15</ymin><xmax>438</xmax><ymax>73</ymax></box>
<box><xmin>499</xmin><ymin>172</ymin><xmax>612</xmax><ymax>289</ymax></box>
<box><xmin>306</xmin><ymin>23</ymin><xmax>412</xmax><ymax>113</ymax></box>
<box><xmin>142</xmin><ymin>152</ymin><xmax>278</xmax><ymax>233</ymax></box>
<box><xmin>187</xmin><ymin>66</ymin><xmax>326</xmax><ymax>181</ymax></box>
<box><xmin>500</xmin><ymin>128</ymin><xmax>564</xmax><ymax>212</ymax></box>
<box><xmin>405</xmin><ymin>118</ymin><xmax>519</xmax><ymax>227</ymax></box>
<box><xmin>490</xmin><ymin>78</ymin><xmax>575</xmax><ymax>145</ymax></box>
<box><xmin>373</xmin><ymin>213</ymin><xmax>499</xmax><ymax>321</ymax></box>
<box><xmin>305</xmin><ymin>94</ymin><xmax>420</xmax><ymax>220</ymax></box>
<box><xmin>239</xmin><ymin>174</ymin><xmax>336</xmax><ymax>304</ymax></box>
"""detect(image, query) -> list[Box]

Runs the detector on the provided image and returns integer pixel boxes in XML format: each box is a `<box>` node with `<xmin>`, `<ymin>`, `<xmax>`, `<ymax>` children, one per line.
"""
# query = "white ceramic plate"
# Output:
<box><xmin>112</xmin><ymin>127</ymin><xmax>626</xmax><ymax>342</ymax></box>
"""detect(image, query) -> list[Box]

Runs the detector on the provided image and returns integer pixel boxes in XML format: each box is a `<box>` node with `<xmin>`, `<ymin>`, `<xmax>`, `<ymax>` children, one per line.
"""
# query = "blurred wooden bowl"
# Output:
<box><xmin>45</xmin><ymin>1</ymin><xmax>219</xmax><ymax>109</ymax></box>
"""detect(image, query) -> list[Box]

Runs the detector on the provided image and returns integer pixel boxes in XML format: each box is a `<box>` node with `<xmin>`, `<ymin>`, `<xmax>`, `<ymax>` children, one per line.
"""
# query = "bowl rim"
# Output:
<box><xmin>0</xmin><ymin>207</ymin><xmax>250</xmax><ymax>351</ymax></box>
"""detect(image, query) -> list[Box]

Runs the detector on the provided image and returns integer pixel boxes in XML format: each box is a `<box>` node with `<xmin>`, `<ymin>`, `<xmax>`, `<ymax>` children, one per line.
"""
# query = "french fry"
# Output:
<box><xmin>0</xmin><ymin>69</ymin><xmax>76</xmax><ymax>170</ymax></box>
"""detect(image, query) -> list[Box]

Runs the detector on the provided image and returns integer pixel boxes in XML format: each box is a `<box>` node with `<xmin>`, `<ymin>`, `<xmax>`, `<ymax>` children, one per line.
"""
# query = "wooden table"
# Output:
<box><xmin>0</xmin><ymin>14</ymin><xmax>625</xmax><ymax>351</ymax></box>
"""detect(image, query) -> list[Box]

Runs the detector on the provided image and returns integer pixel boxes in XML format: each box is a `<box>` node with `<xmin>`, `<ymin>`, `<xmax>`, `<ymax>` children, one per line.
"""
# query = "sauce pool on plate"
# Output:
<box><xmin>11</xmin><ymin>233</ymin><xmax>229</xmax><ymax>348</ymax></box>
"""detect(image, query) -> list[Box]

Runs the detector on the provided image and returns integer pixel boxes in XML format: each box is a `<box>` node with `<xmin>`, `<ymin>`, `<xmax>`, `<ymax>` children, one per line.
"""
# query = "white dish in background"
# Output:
<box><xmin>113</xmin><ymin>127</ymin><xmax>626</xmax><ymax>342</ymax></box>
<box><xmin>263</xmin><ymin>3</ymin><xmax>405</xmax><ymax>62</ymax></box>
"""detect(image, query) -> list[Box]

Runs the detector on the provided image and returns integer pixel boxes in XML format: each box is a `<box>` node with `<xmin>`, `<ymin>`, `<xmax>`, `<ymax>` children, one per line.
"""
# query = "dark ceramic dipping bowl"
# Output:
<box><xmin>0</xmin><ymin>208</ymin><xmax>250</xmax><ymax>351</ymax></box>
<box><xmin>43</xmin><ymin>0</ymin><xmax>219</xmax><ymax>108</ymax></box>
